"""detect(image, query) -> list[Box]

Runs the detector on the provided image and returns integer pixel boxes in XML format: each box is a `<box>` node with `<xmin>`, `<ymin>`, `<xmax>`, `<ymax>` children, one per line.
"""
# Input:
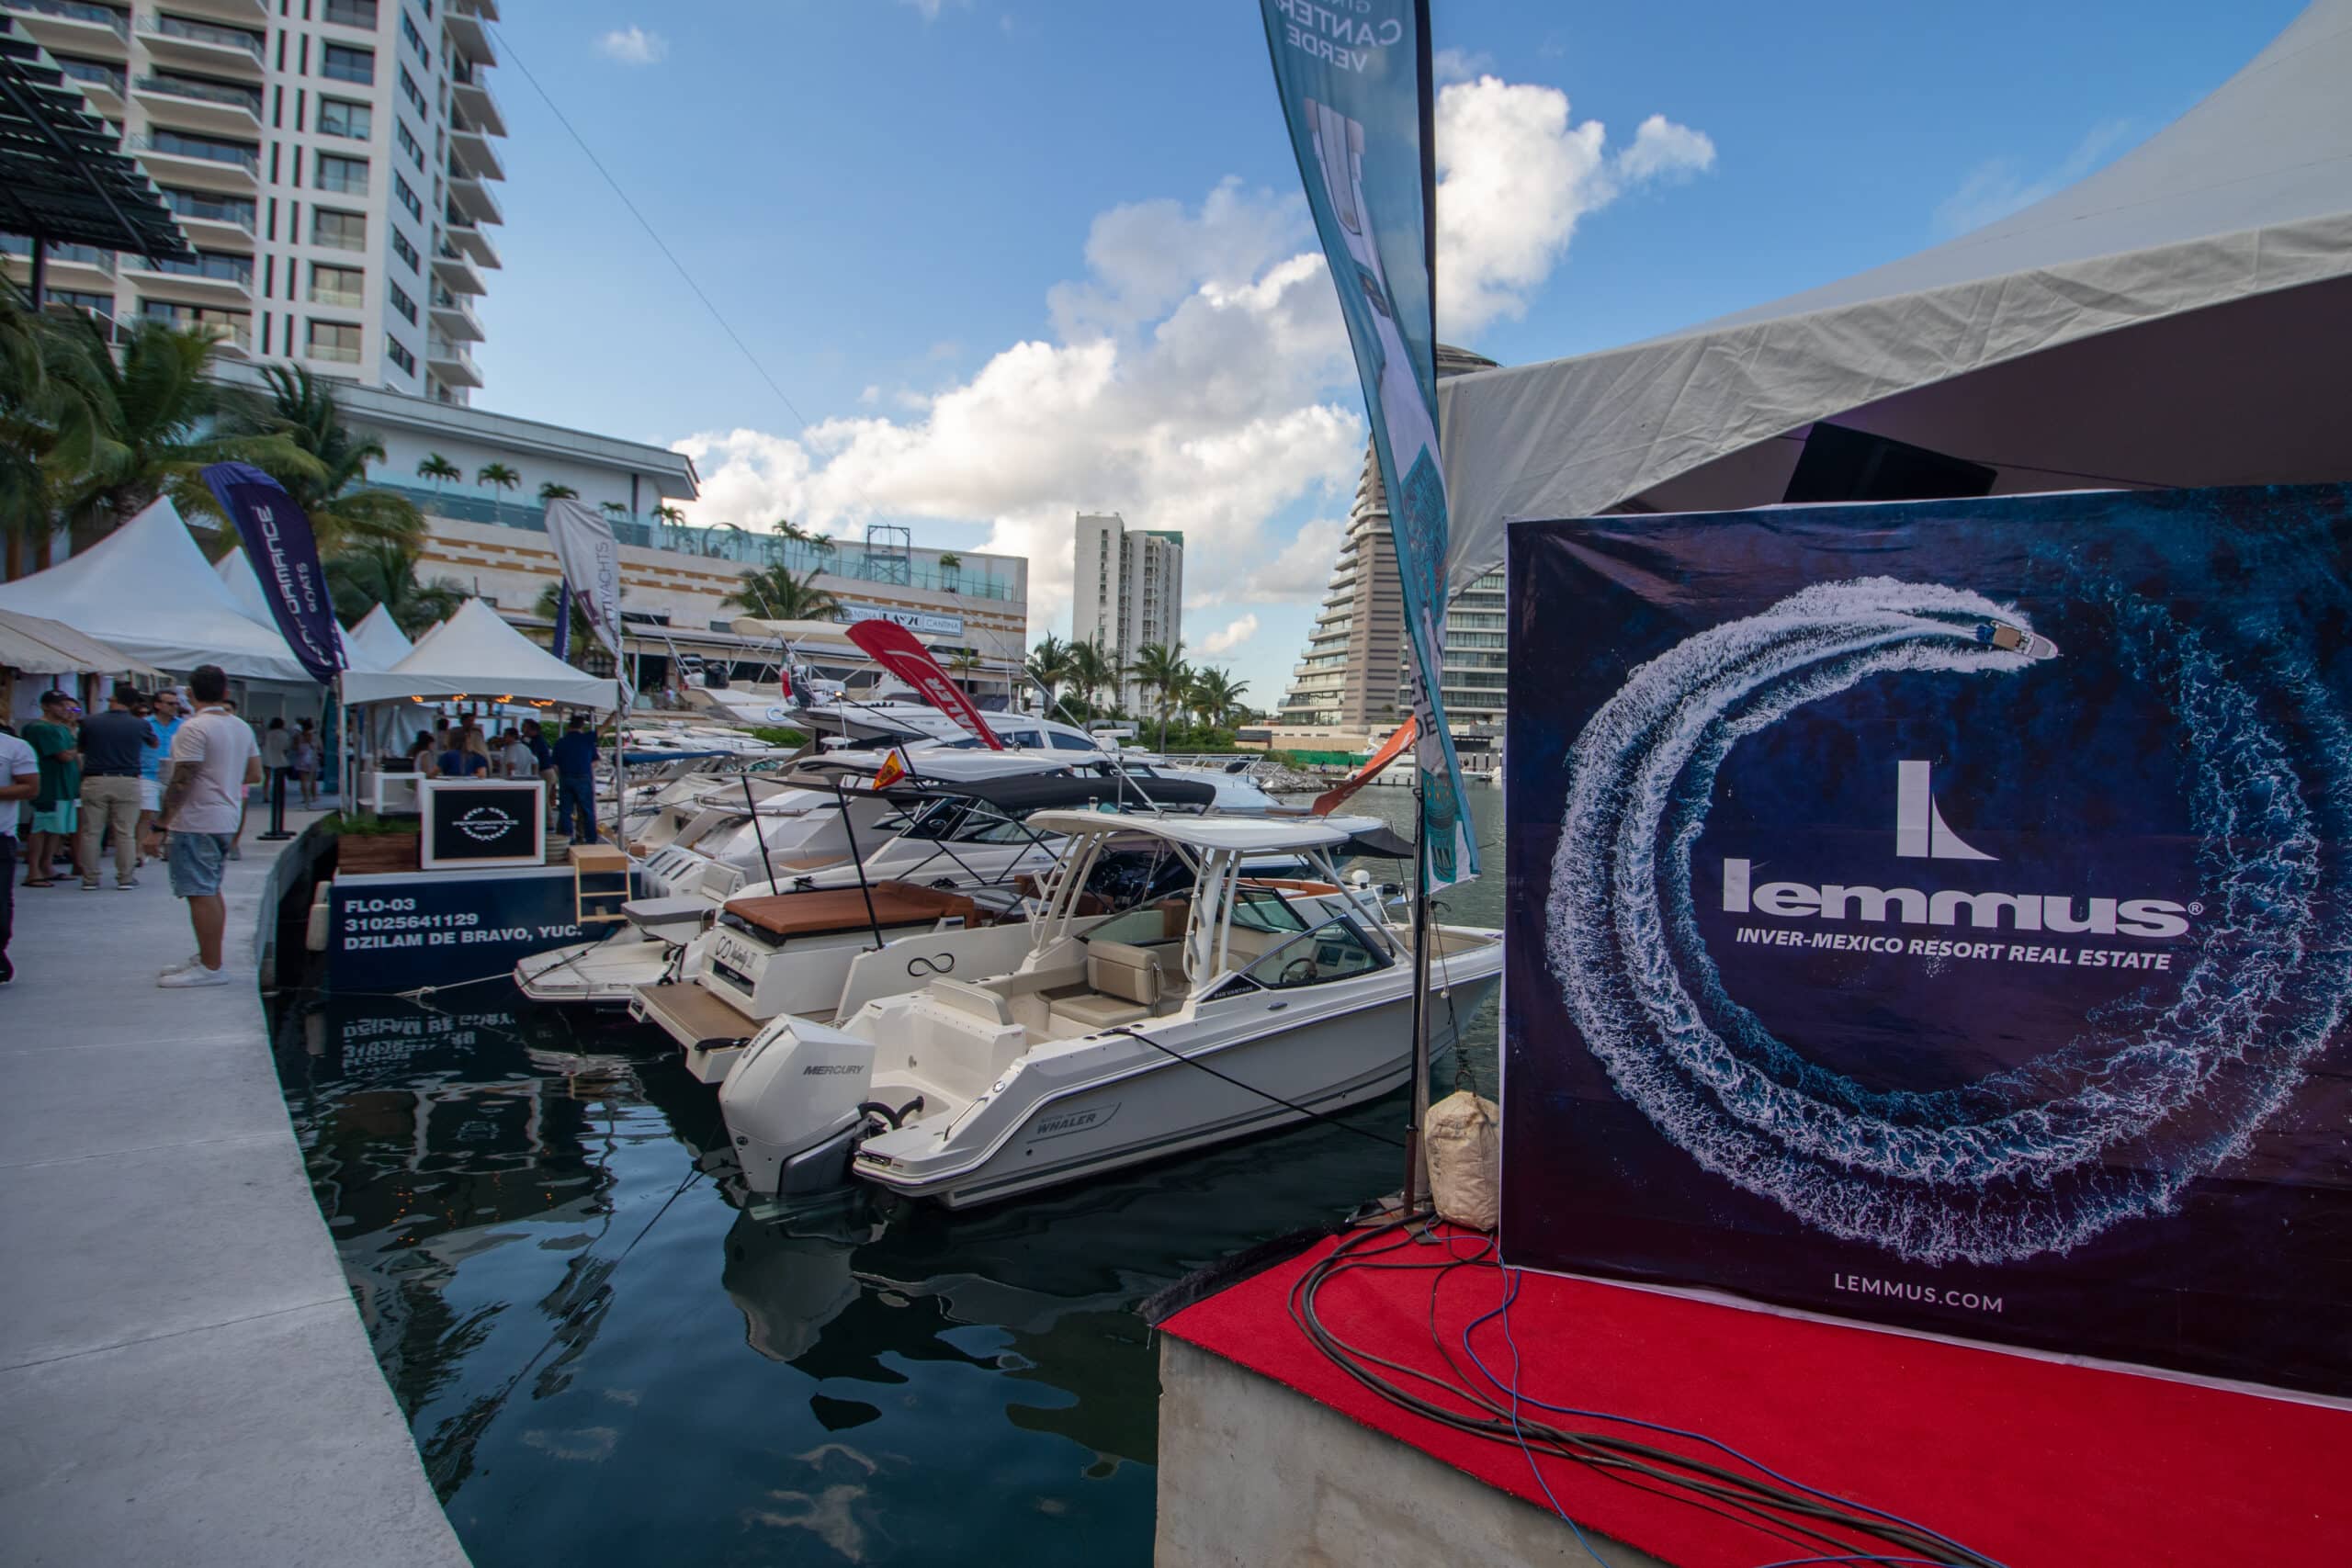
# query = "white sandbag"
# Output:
<box><xmin>1424</xmin><ymin>1089</ymin><xmax>1501</xmax><ymax>1232</ymax></box>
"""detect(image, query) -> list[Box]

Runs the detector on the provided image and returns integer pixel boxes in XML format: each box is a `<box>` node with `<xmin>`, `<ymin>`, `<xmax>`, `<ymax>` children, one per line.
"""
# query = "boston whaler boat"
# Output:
<box><xmin>716</xmin><ymin>811</ymin><xmax>1502</xmax><ymax>1207</ymax></box>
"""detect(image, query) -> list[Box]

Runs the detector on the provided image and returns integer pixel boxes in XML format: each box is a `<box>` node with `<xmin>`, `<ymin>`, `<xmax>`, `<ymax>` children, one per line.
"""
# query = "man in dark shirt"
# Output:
<box><xmin>77</xmin><ymin>683</ymin><xmax>156</xmax><ymax>889</ymax></box>
<box><xmin>550</xmin><ymin>715</ymin><xmax>601</xmax><ymax>842</ymax></box>
<box><xmin>522</xmin><ymin>719</ymin><xmax>557</xmax><ymax>828</ymax></box>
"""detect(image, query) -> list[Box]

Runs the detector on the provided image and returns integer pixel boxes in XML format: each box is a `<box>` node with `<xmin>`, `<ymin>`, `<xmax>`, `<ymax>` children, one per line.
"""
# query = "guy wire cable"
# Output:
<box><xmin>1284</xmin><ymin>1220</ymin><xmax>2006</xmax><ymax>1567</ymax></box>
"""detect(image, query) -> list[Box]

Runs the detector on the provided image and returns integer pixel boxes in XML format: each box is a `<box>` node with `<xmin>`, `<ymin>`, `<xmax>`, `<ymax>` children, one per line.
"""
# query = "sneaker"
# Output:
<box><xmin>117</xmin><ymin>876</ymin><xmax>138</xmax><ymax>890</ymax></box>
<box><xmin>81</xmin><ymin>879</ymin><xmax>100</xmax><ymax>890</ymax></box>
<box><xmin>158</xmin><ymin>964</ymin><xmax>232</xmax><ymax>988</ymax></box>
<box><xmin>159</xmin><ymin>952</ymin><xmax>204</xmax><ymax>978</ymax></box>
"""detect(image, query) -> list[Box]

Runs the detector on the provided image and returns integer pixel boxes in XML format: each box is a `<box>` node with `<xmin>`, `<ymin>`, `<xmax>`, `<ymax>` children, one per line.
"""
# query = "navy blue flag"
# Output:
<box><xmin>201</xmin><ymin>461</ymin><xmax>345</xmax><ymax>685</ymax></box>
<box><xmin>1259</xmin><ymin>0</ymin><xmax>1476</xmax><ymax>885</ymax></box>
<box><xmin>551</xmin><ymin>581</ymin><xmax>572</xmax><ymax>663</ymax></box>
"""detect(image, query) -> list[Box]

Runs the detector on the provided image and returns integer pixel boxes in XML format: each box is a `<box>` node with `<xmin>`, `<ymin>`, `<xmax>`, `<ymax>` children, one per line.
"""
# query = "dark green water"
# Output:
<box><xmin>271</xmin><ymin>784</ymin><xmax>1502</xmax><ymax>1567</ymax></box>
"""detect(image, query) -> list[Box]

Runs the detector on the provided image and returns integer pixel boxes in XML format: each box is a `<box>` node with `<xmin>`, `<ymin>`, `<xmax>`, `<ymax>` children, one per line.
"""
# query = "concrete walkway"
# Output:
<box><xmin>0</xmin><ymin>815</ymin><xmax>471</xmax><ymax>1567</ymax></box>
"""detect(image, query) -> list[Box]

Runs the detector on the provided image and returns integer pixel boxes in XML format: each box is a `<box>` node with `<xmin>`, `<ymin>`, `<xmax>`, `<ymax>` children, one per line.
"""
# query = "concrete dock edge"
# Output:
<box><xmin>0</xmin><ymin>817</ymin><xmax>472</xmax><ymax>1567</ymax></box>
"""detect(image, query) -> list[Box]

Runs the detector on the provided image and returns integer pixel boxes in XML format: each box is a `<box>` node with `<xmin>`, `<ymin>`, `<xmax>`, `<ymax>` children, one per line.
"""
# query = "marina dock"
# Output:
<box><xmin>0</xmin><ymin>818</ymin><xmax>470</xmax><ymax>1567</ymax></box>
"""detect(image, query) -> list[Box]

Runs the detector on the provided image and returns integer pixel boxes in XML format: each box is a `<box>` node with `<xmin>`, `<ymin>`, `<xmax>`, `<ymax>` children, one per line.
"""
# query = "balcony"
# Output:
<box><xmin>447</xmin><ymin>121</ymin><xmax>504</xmax><ymax>182</ymax></box>
<box><xmin>137</xmin><ymin>11</ymin><xmax>263</xmax><ymax>80</ymax></box>
<box><xmin>130</xmin><ymin>130</ymin><xmax>258</xmax><ymax>191</ymax></box>
<box><xmin>426</xmin><ymin>334</ymin><xmax>481</xmax><ymax>388</ymax></box>
<box><xmin>445</xmin><ymin>165</ymin><xmax>502</xmax><ymax>226</ymax></box>
<box><xmin>431</xmin><ymin>239</ymin><xmax>485</xmax><ymax>296</ymax></box>
<box><xmin>138</xmin><ymin>300</ymin><xmax>249</xmax><ymax>354</ymax></box>
<box><xmin>0</xmin><ymin>235</ymin><xmax>117</xmax><ymax>294</ymax></box>
<box><xmin>51</xmin><ymin>55</ymin><xmax>124</xmax><ymax>112</ymax></box>
<box><xmin>160</xmin><ymin>0</ymin><xmax>265</xmax><ymax>23</ymax></box>
<box><xmin>318</xmin><ymin>0</ymin><xmax>375</xmax><ymax>26</ymax></box>
<box><xmin>157</xmin><ymin>186</ymin><xmax>255</xmax><ymax>249</ymax></box>
<box><xmin>1</xmin><ymin>0</ymin><xmax>130</xmax><ymax>60</ymax></box>
<box><xmin>442</xmin><ymin>3</ymin><xmax>493</xmax><ymax>63</ymax></box>
<box><xmin>448</xmin><ymin>58</ymin><xmax>506</xmax><ymax>137</ymax></box>
<box><xmin>131</xmin><ymin>72</ymin><xmax>261</xmax><ymax>136</ymax></box>
<box><xmin>429</xmin><ymin>285</ymin><xmax>482</xmax><ymax>342</ymax></box>
<box><xmin>442</xmin><ymin>212</ymin><xmax>499</xmax><ymax>269</ymax></box>
<box><xmin>124</xmin><ymin>249</ymin><xmax>252</xmax><ymax>306</ymax></box>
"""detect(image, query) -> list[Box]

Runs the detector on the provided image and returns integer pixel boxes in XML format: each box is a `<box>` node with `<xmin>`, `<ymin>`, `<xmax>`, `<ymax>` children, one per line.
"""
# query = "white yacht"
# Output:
<box><xmin>716</xmin><ymin>813</ymin><xmax>1502</xmax><ymax>1207</ymax></box>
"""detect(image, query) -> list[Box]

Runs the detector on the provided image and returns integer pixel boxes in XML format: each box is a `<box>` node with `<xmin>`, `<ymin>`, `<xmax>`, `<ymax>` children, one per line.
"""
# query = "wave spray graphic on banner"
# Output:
<box><xmin>1547</xmin><ymin>576</ymin><xmax>2352</xmax><ymax>1265</ymax></box>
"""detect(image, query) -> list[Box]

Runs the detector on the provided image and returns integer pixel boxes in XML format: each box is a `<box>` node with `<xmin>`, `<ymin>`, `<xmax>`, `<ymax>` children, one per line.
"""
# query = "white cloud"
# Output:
<box><xmin>676</xmin><ymin>71</ymin><xmax>1714</xmax><ymax>671</ymax></box>
<box><xmin>1435</xmin><ymin>76</ymin><xmax>1714</xmax><ymax>337</ymax></box>
<box><xmin>594</xmin><ymin>26</ymin><xmax>667</xmax><ymax>66</ymax></box>
<box><xmin>1432</xmin><ymin>48</ymin><xmax>1494</xmax><ymax>84</ymax></box>
<box><xmin>1934</xmin><ymin>119</ymin><xmax>2134</xmax><ymax>236</ymax></box>
<box><xmin>1200</xmin><ymin>614</ymin><xmax>1260</xmax><ymax>656</ymax></box>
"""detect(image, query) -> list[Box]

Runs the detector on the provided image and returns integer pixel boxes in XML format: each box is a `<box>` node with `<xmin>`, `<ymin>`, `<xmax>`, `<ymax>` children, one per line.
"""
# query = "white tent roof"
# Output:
<box><xmin>346</xmin><ymin>604</ymin><xmax>413</xmax><ymax>670</ymax></box>
<box><xmin>214</xmin><ymin>546</ymin><xmax>376</xmax><ymax>671</ymax></box>
<box><xmin>340</xmin><ymin>596</ymin><xmax>619</xmax><ymax>710</ymax></box>
<box><xmin>0</xmin><ymin>499</ymin><xmax>312</xmax><ymax>682</ymax></box>
<box><xmin>1438</xmin><ymin>0</ymin><xmax>2352</xmax><ymax>589</ymax></box>
<box><xmin>0</xmin><ymin>609</ymin><xmax>164</xmax><ymax>679</ymax></box>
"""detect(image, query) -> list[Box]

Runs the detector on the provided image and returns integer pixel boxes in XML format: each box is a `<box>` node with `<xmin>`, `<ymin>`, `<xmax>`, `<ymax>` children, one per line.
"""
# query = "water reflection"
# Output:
<box><xmin>270</xmin><ymin>785</ymin><xmax>1504</xmax><ymax>1566</ymax></box>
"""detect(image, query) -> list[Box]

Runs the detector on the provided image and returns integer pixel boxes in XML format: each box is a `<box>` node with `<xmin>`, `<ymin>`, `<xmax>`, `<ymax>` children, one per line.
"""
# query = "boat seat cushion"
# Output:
<box><xmin>1085</xmin><ymin>940</ymin><xmax>1161</xmax><ymax>1006</ymax></box>
<box><xmin>1048</xmin><ymin>991</ymin><xmax>1152</xmax><ymax>1032</ymax></box>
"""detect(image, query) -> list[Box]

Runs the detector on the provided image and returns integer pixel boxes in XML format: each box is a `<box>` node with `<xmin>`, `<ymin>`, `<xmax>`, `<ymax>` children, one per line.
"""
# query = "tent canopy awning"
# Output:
<box><xmin>345</xmin><ymin>604</ymin><xmax>413</xmax><ymax>671</ymax></box>
<box><xmin>1438</xmin><ymin>0</ymin><xmax>2352</xmax><ymax>590</ymax></box>
<box><xmin>339</xmin><ymin>597</ymin><xmax>619</xmax><ymax>710</ymax></box>
<box><xmin>0</xmin><ymin>499</ymin><xmax>313</xmax><ymax>682</ymax></box>
<box><xmin>0</xmin><ymin>609</ymin><xmax>164</xmax><ymax>680</ymax></box>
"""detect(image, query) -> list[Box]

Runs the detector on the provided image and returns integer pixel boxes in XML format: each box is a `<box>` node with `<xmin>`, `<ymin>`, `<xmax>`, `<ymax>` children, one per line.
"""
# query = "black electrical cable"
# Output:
<box><xmin>1284</xmin><ymin>1221</ymin><xmax>2003</xmax><ymax>1567</ymax></box>
<box><xmin>1107</xmin><ymin>1025</ymin><xmax>1408</xmax><ymax>1151</ymax></box>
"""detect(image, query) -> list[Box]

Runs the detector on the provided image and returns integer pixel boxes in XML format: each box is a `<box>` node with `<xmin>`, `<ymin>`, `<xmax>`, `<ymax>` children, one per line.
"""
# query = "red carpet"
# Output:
<box><xmin>1162</xmin><ymin>1226</ymin><xmax>2352</xmax><ymax>1566</ymax></box>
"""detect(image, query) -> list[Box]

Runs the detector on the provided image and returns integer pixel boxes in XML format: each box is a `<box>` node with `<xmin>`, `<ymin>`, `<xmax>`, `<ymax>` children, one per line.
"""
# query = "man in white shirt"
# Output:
<box><xmin>498</xmin><ymin>730</ymin><xmax>537</xmax><ymax>779</ymax></box>
<box><xmin>141</xmin><ymin>664</ymin><xmax>262</xmax><ymax>987</ymax></box>
<box><xmin>0</xmin><ymin>724</ymin><xmax>38</xmax><ymax>986</ymax></box>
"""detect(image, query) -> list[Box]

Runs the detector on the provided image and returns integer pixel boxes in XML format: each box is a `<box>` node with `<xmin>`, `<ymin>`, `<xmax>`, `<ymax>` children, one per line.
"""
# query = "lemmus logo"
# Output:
<box><xmin>1722</xmin><ymin>760</ymin><xmax>2190</xmax><ymax>940</ymax></box>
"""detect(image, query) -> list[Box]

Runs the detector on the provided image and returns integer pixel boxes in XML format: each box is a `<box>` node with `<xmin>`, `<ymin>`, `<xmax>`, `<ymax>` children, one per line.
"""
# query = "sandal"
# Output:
<box><xmin>23</xmin><ymin>878</ymin><xmax>55</xmax><ymax>888</ymax></box>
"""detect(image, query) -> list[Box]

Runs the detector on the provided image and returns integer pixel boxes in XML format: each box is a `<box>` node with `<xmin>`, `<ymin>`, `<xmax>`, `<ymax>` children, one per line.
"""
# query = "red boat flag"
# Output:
<box><xmin>1313</xmin><ymin>716</ymin><xmax>1417</xmax><ymax>816</ymax></box>
<box><xmin>844</xmin><ymin>618</ymin><xmax>1003</xmax><ymax>750</ymax></box>
<box><xmin>872</xmin><ymin>748</ymin><xmax>908</xmax><ymax>790</ymax></box>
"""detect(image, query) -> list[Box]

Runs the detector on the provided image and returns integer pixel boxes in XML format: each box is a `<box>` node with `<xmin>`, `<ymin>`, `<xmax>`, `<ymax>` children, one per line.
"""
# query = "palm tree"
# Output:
<box><xmin>944</xmin><ymin>648</ymin><xmax>983</xmax><ymax>694</ymax></box>
<box><xmin>1132</xmin><ymin>639</ymin><xmax>1191</xmax><ymax>751</ymax></box>
<box><xmin>651</xmin><ymin>503</ymin><xmax>686</xmax><ymax>526</ymax></box>
<box><xmin>936</xmin><ymin>550</ymin><xmax>962</xmax><ymax>591</ymax></box>
<box><xmin>531</xmin><ymin>577</ymin><xmax>624</xmax><ymax>661</ymax></box>
<box><xmin>236</xmin><ymin>365</ymin><xmax>423</xmax><ymax>551</ymax></box>
<box><xmin>721</xmin><ymin>563</ymin><xmax>842</xmax><ymax>622</ymax></box>
<box><xmin>51</xmin><ymin>314</ymin><xmax>305</xmax><ymax>549</ymax></box>
<box><xmin>1068</xmin><ymin>637</ymin><xmax>1119</xmax><ymax>720</ymax></box>
<box><xmin>537</xmin><ymin>480</ymin><xmax>578</xmax><ymax>503</ymax></box>
<box><xmin>1025</xmin><ymin>633</ymin><xmax>1074</xmax><ymax>710</ymax></box>
<box><xmin>0</xmin><ymin>286</ymin><xmax>102</xmax><ymax>574</ymax></box>
<box><xmin>477</xmin><ymin>461</ymin><xmax>520</xmax><ymax>492</ymax></box>
<box><xmin>1190</xmin><ymin>667</ymin><xmax>1249</xmax><ymax>729</ymax></box>
<box><xmin>416</xmin><ymin>451</ymin><xmax>460</xmax><ymax>491</ymax></box>
<box><xmin>325</xmin><ymin>539</ymin><xmax>466</xmax><ymax>635</ymax></box>
<box><xmin>772</xmin><ymin>517</ymin><xmax>808</xmax><ymax>544</ymax></box>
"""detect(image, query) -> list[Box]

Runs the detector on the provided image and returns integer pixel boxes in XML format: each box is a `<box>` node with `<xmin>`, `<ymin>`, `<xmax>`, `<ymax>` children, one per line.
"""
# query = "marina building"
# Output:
<box><xmin>1073</xmin><ymin>511</ymin><xmax>1183</xmax><ymax>713</ymax></box>
<box><xmin>1273</xmin><ymin>344</ymin><xmax>1503</xmax><ymax>744</ymax></box>
<box><xmin>320</xmin><ymin>383</ymin><xmax>1034</xmax><ymax>705</ymax></box>
<box><xmin>0</xmin><ymin>0</ymin><xmax>504</xmax><ymax>402</ymax></box>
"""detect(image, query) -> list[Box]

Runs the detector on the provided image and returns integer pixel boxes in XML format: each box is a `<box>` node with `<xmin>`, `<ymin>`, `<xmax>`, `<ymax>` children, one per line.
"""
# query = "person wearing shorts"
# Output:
<box><xmin>138</xmin><ymin>688</ymin><xmax>186</xmax><ymax>851</ymax></box>
<box><xmin>142</xmin><ymin>665</ymin><xmax>260</xmax><ymax>987</ymax></box>
<box><xmin>22</xmin><ymin>690</ymin><xmax>83</xmax><ymax>887</ymax></box>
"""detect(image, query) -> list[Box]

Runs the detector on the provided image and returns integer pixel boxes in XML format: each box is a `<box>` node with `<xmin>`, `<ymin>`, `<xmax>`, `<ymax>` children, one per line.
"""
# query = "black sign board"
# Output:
<box><xmin>419</xmin><ymin>780</ymin><xmax>546</xmax><ymax>869</ymax></box>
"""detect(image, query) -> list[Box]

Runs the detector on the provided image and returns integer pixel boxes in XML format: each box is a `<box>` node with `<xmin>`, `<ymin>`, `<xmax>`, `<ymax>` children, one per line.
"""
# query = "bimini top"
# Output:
<box><xmin>890</xmin><ymin>773</ymin><xmax>1217</xmax><ymax>813</ymax></box>
<box><xmin>1023</xmin><ymin>810</ymin><xmax>1362</xmax><ymax>853</ymax></box>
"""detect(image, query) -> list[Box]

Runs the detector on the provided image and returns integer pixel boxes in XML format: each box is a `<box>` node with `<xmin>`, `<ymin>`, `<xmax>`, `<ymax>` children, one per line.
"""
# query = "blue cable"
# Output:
<box><xmin>1461</xmin><ymin>1264</ymin><xmax>2003</xmax><ymax>1568</ymax></box>
<box><xmin>1490</xmin><ymin>1266</ymin><xmax>1614</xmax><ymax>1566</ymax></box>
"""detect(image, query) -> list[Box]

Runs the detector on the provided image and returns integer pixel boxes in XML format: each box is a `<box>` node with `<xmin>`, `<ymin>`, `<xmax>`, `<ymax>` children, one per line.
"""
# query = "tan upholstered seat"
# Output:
<box><xmin>1048</xmin><ymin>939</ymin><xmax>1162</xmax><ymax>1032</ymax></box>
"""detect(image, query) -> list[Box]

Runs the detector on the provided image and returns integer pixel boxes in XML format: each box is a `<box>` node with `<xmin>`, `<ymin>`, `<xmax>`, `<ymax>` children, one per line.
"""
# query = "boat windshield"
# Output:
<box><xmin>1229</xmin><ymin>886</ymin><xmax>1308</xmax><ymax>935</ymax></box>
<box><xmin>1238</xmin><ymin>916</ymin><xmax>1389</xmax><ymax>990</ymax></box>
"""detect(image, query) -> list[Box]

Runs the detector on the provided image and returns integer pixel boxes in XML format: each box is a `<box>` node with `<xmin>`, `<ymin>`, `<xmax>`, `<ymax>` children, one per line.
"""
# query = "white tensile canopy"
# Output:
<box><xmin>1437</xmin><ymin>0</ymin><xmax>2352</xmax><ymax>592</ymax></box>
<box><xmin>340</xmin><ymin>595</ymin><xmax>619</xmax><ymax>710</ymax></box>
<box><xmin>0</xmin><ymin>499</ymin><xmax>312</xmax><ymax>682</ymax></box>
<box><xmin>214</xmin><ymin>546</ymin><xmax>376</xmax><ymax>671</ymax></box>
<box><xmin>346</xmin><ymin>604</ymin><xmax>413</xmax><ymax>670</ymax></box>
<box><xmin>0</xmin><ymin>608</ymin><xmax>164</xmax><ymax>680</ymax></box>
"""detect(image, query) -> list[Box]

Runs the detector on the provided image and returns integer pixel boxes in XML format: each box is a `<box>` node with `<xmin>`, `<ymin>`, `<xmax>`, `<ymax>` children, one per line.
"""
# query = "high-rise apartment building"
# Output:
<box><xmin>1275</xmin><ymin>344</ymin><xmax>1504</xmax><ymax>737</ymax></box>
<box><xmin>1072</xmin><ymin>511</ymin><xmax>1183</xmax><ymax>713</ymax></box>
<box><xmin>1</xmin><ymin>0</ymin><xmax>503</xmax><ymax>402</ymax></box>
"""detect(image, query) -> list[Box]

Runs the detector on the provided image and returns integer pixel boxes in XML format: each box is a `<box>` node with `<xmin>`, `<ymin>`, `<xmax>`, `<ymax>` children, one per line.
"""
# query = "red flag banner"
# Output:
<box><xmin>1313</xmin><ymin>716</ymin><xmax>1417</xmax><ymax>816</ymax></box>
<box><xmin>844</xmin><ymin>619</ymin><xmax>1003</xmax><ymax>750</ymax></box>
<box><xmin>873</xmin><ymin>748</ymin><xmax>908</xmax><ymax>790</ymax></box>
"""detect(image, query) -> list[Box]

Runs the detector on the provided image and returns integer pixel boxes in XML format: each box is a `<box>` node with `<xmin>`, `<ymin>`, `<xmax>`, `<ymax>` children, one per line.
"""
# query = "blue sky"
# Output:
<box><xmin>470</xmin><ymin>0</ymin><xmax>2302</xmax><ymax>704</ymax></box>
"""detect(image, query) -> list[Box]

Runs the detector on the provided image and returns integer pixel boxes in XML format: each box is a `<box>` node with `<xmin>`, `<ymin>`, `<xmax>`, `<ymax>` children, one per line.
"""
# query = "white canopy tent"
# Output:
<box><xmin>214</xmin><ymin>546</ymin><xmax>377</xmax><ymax>671</ymax></box>
<box><xmin>346</xmin><ymin>604</ymin><xmax>413</xmax><ymax>671</ymax></box>
<box><xmin>1437</xmin><ymin>0</ymin><xmax>2352</xmax><ymax>590</ymax></box>
<box><xmin>0</xmin><ymin>499</ymin><xmax>312</xmax><ymax>682</ymax></box>
<box><xmin>341</xmin><ymin>596</ymin><xmax>619</xmax><ymax>711</ymax></box>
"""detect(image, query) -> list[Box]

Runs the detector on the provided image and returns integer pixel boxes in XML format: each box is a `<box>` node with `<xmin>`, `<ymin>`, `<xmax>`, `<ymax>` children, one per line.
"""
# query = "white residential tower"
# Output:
<box><xmin>1073</xmin><ymin>511</ymin><xmax>1183</xmax><ymax>714</ymax></box>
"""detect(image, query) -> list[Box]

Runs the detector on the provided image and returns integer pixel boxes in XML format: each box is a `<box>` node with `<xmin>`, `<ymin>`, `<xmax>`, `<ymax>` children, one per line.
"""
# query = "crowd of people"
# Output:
<box><xmin>3</xmin><ymin>672</ymin><xmax>606</xmax><ymax>988</ymax></box>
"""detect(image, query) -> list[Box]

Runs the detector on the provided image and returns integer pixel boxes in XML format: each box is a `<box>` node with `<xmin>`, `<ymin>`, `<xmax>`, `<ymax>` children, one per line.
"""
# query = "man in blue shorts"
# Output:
<box><xmin>141</xmin><ymin>665</ymin><xmax>261</xmax><ymax>987</ymax></box>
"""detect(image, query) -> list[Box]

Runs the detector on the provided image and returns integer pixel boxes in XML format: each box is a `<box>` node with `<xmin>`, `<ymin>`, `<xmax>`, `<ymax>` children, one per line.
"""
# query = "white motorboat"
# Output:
<box><xmin>716</xmin><ymin>812</ymin><xmax>1501</xmax><ymax>1207</ymax></box>
<box><xmin>516</xmin><ymin>772</ymin><xmax>1216</xmax><ymax>1010</ymax></box>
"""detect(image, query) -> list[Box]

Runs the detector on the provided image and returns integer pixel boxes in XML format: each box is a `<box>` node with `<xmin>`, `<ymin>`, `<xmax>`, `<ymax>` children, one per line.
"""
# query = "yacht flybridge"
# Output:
<box><xmin>716</xmin><ymin>812</ymin><xmax>1503</xmax><ymax>1208</ymax></box>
